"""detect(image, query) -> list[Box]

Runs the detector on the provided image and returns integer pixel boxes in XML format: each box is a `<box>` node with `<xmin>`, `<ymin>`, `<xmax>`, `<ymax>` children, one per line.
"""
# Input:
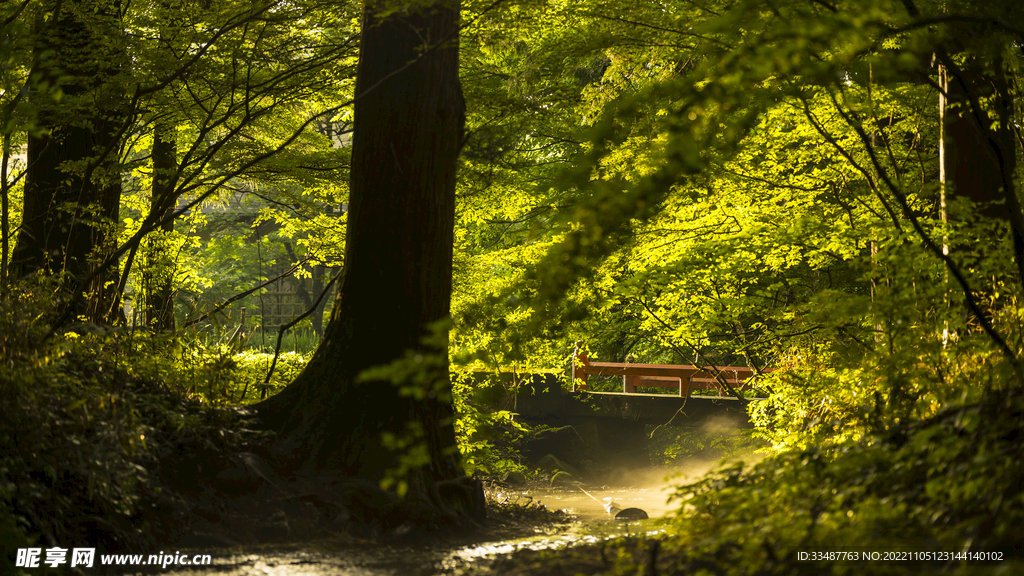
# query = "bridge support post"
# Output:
<box><xmin>623</xmin><ymin>355</ymin><xmax>636</xmax><ymax>393</ymax></box>
<box><xmin>572</xmin><ymin>343</ymin><xmax>589</xmax><ymax>392</ymax></box>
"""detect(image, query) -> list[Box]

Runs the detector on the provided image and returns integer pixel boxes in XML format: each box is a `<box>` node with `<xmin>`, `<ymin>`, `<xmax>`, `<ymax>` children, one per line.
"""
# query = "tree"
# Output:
<box><xmin>937</xmin><ymin>39</ymin><xmax>1022</xmax><ymax>286</ymax></box>
<box><xmin>11</xmin><ymin>0</ymin><xmax>127</xmax><ymax>318</ymax></box>
<box><xmin>0</xmin><ymin>0</ymin><xmax>358</xmax><ymax>331</ymax></box>
<box><xmin>253</xmin><ymin>0</ymin><xmax>484</xmax><ymax>523</ymax></box>
<box><xmin>140</xmin><ymin>123</ymin><xmax>178</xmax><ymax>331</ymax></box>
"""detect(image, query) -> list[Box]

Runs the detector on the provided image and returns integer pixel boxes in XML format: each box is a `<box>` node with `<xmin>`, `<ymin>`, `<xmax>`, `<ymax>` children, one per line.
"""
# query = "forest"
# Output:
<box><xmin>2</xmin><ymin>0</ymin><xmax>1023</xmax><ymax>573</ymax></box>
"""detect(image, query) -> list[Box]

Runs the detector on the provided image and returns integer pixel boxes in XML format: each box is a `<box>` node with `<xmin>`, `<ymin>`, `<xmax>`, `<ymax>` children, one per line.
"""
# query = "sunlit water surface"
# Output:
<box><xmin>156</xmin><ymin>485</ymin><xmax>678</xmax><ymax>576</ymax></box>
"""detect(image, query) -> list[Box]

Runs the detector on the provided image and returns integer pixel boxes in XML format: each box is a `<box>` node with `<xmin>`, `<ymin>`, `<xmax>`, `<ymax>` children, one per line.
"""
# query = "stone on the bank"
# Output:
<box><xmin>550</xmin><ymin>471</ymin><xmax>577</xmax><ymax>486</ymax></box>
<box><xmin>254</xmin><ymin>510</ymin><xmax>291</xmax><ymax>541</ymax></box>
<box><xmin>501</xmin><ymin>470</ymin><xmax>528</xmax><ymax>486</ymax></box>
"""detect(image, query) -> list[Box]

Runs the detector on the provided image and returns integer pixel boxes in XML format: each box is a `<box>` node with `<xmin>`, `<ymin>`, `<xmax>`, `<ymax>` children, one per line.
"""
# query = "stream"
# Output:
<box><xmin>156</xmin><ymin>484</ymin><xmax>679</xmax><ymax>576</ymax></box>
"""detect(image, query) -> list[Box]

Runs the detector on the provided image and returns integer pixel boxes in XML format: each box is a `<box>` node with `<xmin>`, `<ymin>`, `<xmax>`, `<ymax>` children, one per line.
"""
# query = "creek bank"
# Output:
<box><xmin>156</xmin><ymin>488</ymin><xmax>660</xmax><ymax>576</ymax></box>
<box><xmin>162</xmin><ymin>452</ymin><xmax>537</xmax><ymax>550</ymax></box>
<box><xmin>449</xmin><ymin>535</ymin><xmax>667</xmax><ymax>576</ymax></box>
<box><xmin>150</xmin><ymin>464</ymin><xmax>668</xmax><ymax>575</ymax></box>
<box><xmin>152</xmin><ymin>483</ymin><xmax>580</xmax><ymax>576</ymax></box>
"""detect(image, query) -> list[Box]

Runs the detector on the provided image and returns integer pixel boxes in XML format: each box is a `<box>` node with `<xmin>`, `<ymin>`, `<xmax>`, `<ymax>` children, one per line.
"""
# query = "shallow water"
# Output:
<box><xmin>154</xmin><ymin>485</ymin><xmax>675</xmax><ymax>576</ymax></box>
<box><xmin>526</xmin><ymin>484</ymin><xmax>676</xmax><ymax>521</ymax></box>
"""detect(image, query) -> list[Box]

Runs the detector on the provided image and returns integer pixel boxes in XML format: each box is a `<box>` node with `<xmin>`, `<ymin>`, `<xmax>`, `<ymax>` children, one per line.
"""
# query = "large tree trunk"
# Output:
<box><xmin>11</xmin><ymin>0</ymin><xmax>125</xmax><ymax>319</ymax></box>
<box><xmin>254</xmin><ymin>0</ymin><xmax>481</xmax><ymax>525</ymax></box>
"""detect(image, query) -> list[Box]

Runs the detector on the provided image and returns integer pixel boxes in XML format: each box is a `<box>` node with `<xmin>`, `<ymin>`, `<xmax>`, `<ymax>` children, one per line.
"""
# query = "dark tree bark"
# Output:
<box><xmin>142</xmin><ymin>123</ymin><xmax>178</xmax><ymax>331</ymax></box>
<box><xmin>254</xmin><ymin>0</ymin><xmax>482</xmax><ymax>524</ymax></box>
<box><xmin>11</xmin><ymin>0</ymin><xmax>125</xmax><ymax>319</ymax></box>
<box><xmin>939</xmin><ymin>57</ymin><xmax>1022</xmax><ymax>284</ymax></box>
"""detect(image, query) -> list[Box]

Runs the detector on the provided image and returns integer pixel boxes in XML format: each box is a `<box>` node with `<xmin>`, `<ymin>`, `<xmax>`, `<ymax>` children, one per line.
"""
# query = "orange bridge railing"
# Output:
<box><xmin>571</xmin><ymin>350</ymin><xmax>770</xmax><ymax>398</ymax></box>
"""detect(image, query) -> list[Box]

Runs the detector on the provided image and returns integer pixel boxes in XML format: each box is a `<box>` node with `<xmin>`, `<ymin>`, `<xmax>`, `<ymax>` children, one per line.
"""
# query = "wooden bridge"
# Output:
<box><xmin>570</xmin><ymin>350</ymin><xmax>769</xmax><ymax>398</ymax></box>
<box><xmin>492</xmin><ymin>352</ymin><xmax>771</xmax><ymax>472</ymax></box>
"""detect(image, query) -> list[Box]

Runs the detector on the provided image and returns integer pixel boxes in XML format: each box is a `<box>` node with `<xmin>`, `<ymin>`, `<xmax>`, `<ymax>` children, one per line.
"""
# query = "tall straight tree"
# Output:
<box><xmin>141</xmin><ymin>123</ymin><xmax>178</xmax><ymax>331</ymax></box>
<box><xmin>12</xmin><ymin>0</ymin><xmax>125</xmax><ymax>317</ymax></box>
<box><xmin>938</xmin><ymin>57</ymin><xmax>1022</xmax><ymax>285</ymax></box>
<box><xmin>254</xmin><ymin>0</ymin><xmax>482</xmax><ymax>522</ymax></box>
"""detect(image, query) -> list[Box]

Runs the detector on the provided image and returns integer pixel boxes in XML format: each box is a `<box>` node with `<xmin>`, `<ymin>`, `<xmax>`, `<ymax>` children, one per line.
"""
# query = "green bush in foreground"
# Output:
<box><xmin>653</xmin><ymin>389</ymin><xmax>1024</xmax><ymax>575</ymax></box>
<box><xmin>232</xmin><ymin>350</ymin><xmax>311</xmax><ymax>404</ymax></box>
<box><xmin>0</xmin><ymin>279</ymin><xmax>268</xmax><ymax>571</ymax></box>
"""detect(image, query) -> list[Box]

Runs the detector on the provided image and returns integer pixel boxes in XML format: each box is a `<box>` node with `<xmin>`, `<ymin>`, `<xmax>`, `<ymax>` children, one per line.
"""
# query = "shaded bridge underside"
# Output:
<box><xmin>488</xmin><ymin>374</ymin><xmax>759</xmax><ymax>471</ymax></box>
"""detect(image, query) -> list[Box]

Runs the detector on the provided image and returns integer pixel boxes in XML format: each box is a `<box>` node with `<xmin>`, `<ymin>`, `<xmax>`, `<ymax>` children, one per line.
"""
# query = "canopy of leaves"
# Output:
<box><xmin>2</xmin><ymin>0</ymin><xmax>1024</xmax><ymax>568</ymax></box>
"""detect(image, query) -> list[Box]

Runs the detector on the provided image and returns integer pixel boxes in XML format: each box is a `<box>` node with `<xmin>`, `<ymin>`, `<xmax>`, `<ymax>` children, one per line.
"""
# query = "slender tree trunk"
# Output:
<box><xmin>143</xmin><ymin>123</ymin><xmax>178</xmax><ymax>331</ymax></box>
<box><xmin>1</xmin><ymin>130</ymin><xmax>12</xmax><ymax>288</ymax></box>
<box><xmin>282</xmin><ymin>242</ymin><xmax>332</xmax><ymax>339</ymax></box>
<box><xmin>254</xmin><ymin>0</ymin><xmax>481</xmax><ymax>524</ymax></box>
<box><xmin>0</xmin><ymin>91</ymin><xmax>22</xmax><ymax>289</ymax></box>
<box><xmin>308</xmin><ymin>264</ymin><xmax>332</xmax><ymax>338</ymax></box>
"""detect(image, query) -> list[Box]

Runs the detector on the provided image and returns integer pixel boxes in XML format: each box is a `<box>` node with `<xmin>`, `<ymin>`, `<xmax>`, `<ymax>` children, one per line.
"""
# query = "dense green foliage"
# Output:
<box><xmin>3</xmin><ymin>0</ymin><xmax>1024</xmax><ymax>571</ymax></box>
<box><xmin>661</xmin><ymin>401</ymin><xmax>1024</xmax><ymax>574</ymax></box>
<box><xmin>449</xmin><ymin>0</ymin><xmax>1024</xmax><ymax>571</ymax></box>
<box><xmin>0</xmin><ymin>278</ymin><xmax>272</xmax><ymax>567</ymax></box>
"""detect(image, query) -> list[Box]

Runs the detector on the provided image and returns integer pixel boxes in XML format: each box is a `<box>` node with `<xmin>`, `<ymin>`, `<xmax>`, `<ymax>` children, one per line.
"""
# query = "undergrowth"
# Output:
<box><xmin>658</xmin><ymin>390</ymin><xmax>1024</xmax><ymax>574</ymax></box>
<box><xmin>0</xmin><ymin>279</ymin><xmax>270</xmax><ymax>574</ymax></box>
<box><xmin>622</xmin><ymin>300</ymin><xmax>1024</xmax><ymax>574</ymax></box>
<box><xmin>2</xmin><ymin>279</ymin><xmax>525</xmax><ymax>574</ymax></box>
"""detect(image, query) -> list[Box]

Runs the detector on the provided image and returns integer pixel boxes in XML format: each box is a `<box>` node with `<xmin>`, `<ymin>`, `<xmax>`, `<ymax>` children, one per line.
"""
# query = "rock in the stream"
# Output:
<box><xmin>388</xmin><ymin>521</ymin><xmax>415</xmax><ymax>538</ymax></box>
<box><xmin>615</xmin><ymin>507</ymin><xmax>649</xmax><ymax>521</ymax></box>
<box><xmin>501</xmin><ymin>470</ymin><xmax>528</xmax><ymax>486</ymax></box>
<box><xmin>550</xmin><ymin>471</ymin><xmax>577</xmax><ymax>486</ymax></box>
